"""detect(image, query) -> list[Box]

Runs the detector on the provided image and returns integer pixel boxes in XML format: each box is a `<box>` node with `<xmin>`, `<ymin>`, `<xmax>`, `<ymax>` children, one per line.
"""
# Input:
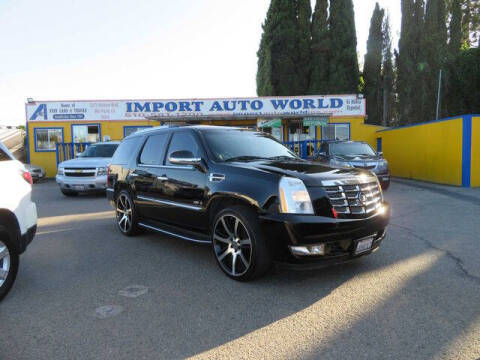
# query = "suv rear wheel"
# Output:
<box><xmin>0</xmin><ymin>228</ymin><xmax>19</xmax><ymax>301</ymax></box>
<box><xmin>115</xmin><ymin>190</ymin><xmax>141</xmax><ymax>236</ymax></box>
<box><xmin>212</xmin><ymin>206</ymin><xmax>272</xmax><ymax>281</ymax></box>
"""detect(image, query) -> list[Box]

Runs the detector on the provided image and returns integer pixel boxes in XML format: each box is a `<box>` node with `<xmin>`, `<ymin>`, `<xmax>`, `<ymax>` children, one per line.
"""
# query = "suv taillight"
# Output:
<box><xmin>22</xmin><ymin>170</ymin><xmax>33</xmax><ymax>185</ymax></box>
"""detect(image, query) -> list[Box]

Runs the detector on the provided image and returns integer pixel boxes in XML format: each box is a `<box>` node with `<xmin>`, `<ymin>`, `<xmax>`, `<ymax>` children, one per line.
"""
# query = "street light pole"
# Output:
<box><xmin>436</xmin><ymin>69</ymin><xmax>443</xmax><ymax>120</ymax></box>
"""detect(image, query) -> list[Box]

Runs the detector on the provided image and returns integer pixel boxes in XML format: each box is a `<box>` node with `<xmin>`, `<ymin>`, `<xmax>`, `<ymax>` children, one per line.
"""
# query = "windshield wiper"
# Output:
<box><xmin>225</xmin><ymin>156</ymin><xmax>268</xmax><ymax>162</ymax></box>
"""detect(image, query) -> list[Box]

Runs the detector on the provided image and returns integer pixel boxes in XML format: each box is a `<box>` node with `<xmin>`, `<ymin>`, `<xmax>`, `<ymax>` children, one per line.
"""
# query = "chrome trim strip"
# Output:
<box><xmin>169</xmin><ymin>157</ymin><xmax>201</xmax><ymax>165</ymax></box>
<box><xmin>138</xmin><ymin>223</ymin><xmax>211</xmax><ymax>244</ymax></box>
<box><xmin>106</xmin><ymin>188</ymin><xmax>114</xmax><ymax>193</ymax></box>
<box><xmin>137</xmin><ymin>164</ymin><xmax>194</xmax><ymax>170</ymax></box>
<box><xmin>321</xmin><ymin>176</ymin><xmax>377</xmax><ymax>186</ymax></box>
<box><xmin>136</xmin><ymin>196</ymin><xmax>202</xmax><ymax>211</ymax></box>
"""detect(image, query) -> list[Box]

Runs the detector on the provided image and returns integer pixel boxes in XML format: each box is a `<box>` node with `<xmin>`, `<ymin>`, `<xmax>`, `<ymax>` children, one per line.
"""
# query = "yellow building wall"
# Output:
<box><xmin>378</xmin><ymin>118</ymin><xmax>464</xmax><ymax>186</ymax></box>
<box><xmin>471</xmin><ymin>116</ymin><xmax>480</xmax><ymax>187</ymax></box>
<box><xmin>28</xmin><ymin>120</ymin><xmax>159</xmax><ymax>177</ymax></box>
<box><xmin>327</xmin><ymin>117</ymin><xmax>385</xmax><ymax>148</ymax></box>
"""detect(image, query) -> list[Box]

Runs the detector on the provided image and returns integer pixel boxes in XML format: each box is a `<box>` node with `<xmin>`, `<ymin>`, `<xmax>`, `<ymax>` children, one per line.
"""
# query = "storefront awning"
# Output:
<box><xmin>303</xmin><ymin>116</ymin><xmax>329</xmax><ymax>127</ymax></box>
<box><xmin>258</xmin><ymin>119</ymin><xmax>282</xmax><ymax>128</ymax></box>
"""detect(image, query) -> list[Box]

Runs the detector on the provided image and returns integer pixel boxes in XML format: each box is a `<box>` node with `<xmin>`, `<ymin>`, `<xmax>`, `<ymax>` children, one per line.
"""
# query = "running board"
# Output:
<box><xmin>138</xmin><ymin>222</ymin><xmax>211</xmax><ymax>244</ymax></box>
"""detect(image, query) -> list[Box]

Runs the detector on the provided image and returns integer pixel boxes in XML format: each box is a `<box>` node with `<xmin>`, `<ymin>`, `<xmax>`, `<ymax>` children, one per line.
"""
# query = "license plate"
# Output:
<box><xmin>73</xmin><ymin>185</ymin><xmax>85</xmax><ymax>191</ymax></box>
<box><xmin>355</xmin><ymin>237</ymin><xmax>374</xmax><ymax>254</ymax></box>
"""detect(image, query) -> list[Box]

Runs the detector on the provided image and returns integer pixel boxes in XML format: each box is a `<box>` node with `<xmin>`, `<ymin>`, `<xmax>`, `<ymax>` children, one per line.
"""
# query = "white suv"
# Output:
<box><xmin>0</xmin><ymin>141</ymin><xmax>37</xmax><ymax>301</ymax></box>
<box><xmin>56</xmin><ymin>141</ymin><xmax>119</xmax><ymax>196</ymax></box>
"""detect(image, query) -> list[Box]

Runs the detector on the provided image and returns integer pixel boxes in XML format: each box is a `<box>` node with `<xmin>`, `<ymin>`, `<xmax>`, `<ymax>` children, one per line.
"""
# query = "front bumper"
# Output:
<box><xmin>260</xmin><ymin>202</ymin><xmax>390</xmax><ymax>266</ymax></box>
<box><xmin>56</xmin><ymin>175</ymin><xmax>107</xmax><ymax>192</ymax></box>
<box><xmin>19</xmin><ymin>224</ymin><xmax>37</xmax><ymax>254</ymax></box>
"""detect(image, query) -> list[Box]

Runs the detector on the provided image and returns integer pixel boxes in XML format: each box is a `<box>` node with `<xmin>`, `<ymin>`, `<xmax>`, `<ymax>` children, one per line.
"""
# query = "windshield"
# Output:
<box><xmin>330</xmin><ymin>143</ymin><xmax>376</xmax><ymax>157</ymax></box>
<box><xmin>81</xmin><ymin>144</ymin><xmax>118</xmax><ymax>158</ymax></box>
<box><xmin>203</xmin><ymin>130</ymin><xmax>298</xmax><ymax>162</ymax></box>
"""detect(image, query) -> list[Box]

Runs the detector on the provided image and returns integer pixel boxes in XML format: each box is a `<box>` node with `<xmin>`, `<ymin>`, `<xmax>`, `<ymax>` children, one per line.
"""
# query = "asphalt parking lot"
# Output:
<box><xmin>1</xmin><ymin>180</ymin><xmax>480</xmax><ymax>360</ymax></box>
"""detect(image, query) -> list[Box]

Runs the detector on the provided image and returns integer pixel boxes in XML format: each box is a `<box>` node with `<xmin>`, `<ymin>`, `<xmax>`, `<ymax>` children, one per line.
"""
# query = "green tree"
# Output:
<box><xmin>424</xmin><ymin>0</ymin><xmax>448</xmax><ymax>120</ymax></box>
<box><xmin>256</xmin><ymin>0</ymin><xmax>303</xmax><ymax>96</ymax></box>
<box><xmin>397</xmin><ymin>0</ymin><xmax>426</xmax><ymax>124</ymax></box>
<box><xmin>296</xmin><ymin>0</ymin><xmax>313</xmax><ymax>94</ymax></box>
<box><xmin>445</xmin><ymin>48</ymin><xmax>480</xmax><ymax>115</ymax></box>
<box><xmin>328</xmin><ymin>0</ymin><xmax>360</xmax><ymax>94</ymax></box>
<box><xmin>363</xmin><ymin>3</ymin><xmax>385</xmax><ymax>125</ymax></box>
<box><xmin>309</xmin><ymin>0</ymin><xmax>330</xmax><ymax>94</ymax></box>
<box><xmin>382</xmin><ymin>14</ymin><xmax>396</xmax><ymax>126</ymax></box>
<box><xmin>449</xmin><ymin>0</ymin><xmax>463</xmax><ymax>54</ymax></box>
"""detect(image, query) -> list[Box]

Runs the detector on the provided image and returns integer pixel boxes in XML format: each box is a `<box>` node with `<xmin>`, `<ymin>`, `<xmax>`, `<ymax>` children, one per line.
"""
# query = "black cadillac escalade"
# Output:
<box><xmin>107</xmin><ymin>126</ymin><xmax>390</xmax><ymax>281</ymax></box>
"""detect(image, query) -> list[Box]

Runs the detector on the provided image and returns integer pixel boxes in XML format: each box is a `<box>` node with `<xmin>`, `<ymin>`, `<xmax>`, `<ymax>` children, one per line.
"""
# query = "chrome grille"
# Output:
<box><xmin>64</xmin><ymin>168</ymin><xmax>96</xmax><ymax>177</ymax></box>
<box><xmin>324</xmin><ymin>181</ymin><xmax>382</xmax><ymax>216</ymax></box>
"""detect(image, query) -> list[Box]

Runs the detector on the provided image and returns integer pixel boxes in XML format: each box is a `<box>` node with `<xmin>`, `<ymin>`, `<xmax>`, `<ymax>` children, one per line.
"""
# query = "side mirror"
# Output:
<box><xmin>169</xmin><ymin>150</ymin><xmax>205</xmax><ymax>172</ymax></box>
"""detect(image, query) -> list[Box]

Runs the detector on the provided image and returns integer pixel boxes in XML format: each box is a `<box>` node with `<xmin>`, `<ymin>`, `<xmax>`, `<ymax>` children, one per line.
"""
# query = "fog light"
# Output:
<box><xmin>289</xmin><ymin>244</ymin><xmax>326</xmax><ymax>256</ymax></box>
<box><xmin>377</xmin><ymin>205</ymin><xmax>387</xmax><ymax>215</ymax></box>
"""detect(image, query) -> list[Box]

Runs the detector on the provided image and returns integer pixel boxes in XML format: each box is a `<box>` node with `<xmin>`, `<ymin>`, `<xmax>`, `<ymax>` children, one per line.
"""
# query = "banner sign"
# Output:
<box><xmin>26</xmin><ymin>95</ymin><xmax>365</xmax><ymax>122</ymax></box>
<box><xmin>303</xmin><ymin>116</ymin><xmax>329</xmax><ymax>127</ymax></box>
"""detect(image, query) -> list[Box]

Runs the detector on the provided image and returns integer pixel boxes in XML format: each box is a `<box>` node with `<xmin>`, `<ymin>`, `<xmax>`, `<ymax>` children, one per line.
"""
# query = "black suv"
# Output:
<box><xmin>107</xmin><ymin>126</ymin><xmax>390</xmax><ymax>281</ymax></box>
<box><xmin>312</xmin><ymin>141</ymin><xmax>391</xmax><ymax>190</ymax></box>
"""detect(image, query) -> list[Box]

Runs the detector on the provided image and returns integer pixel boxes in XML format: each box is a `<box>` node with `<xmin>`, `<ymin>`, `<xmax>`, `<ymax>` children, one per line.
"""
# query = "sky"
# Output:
<box><xmin>0</xmin><ymin>0</ymin><xmax>401</xmax><ymax>126</ymax></box>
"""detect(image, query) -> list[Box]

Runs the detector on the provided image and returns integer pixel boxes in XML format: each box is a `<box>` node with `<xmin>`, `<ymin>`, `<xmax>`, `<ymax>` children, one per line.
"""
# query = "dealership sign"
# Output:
<box><xmin>26</xmin><ymin>95</ymin><xmax>365</xmax><ymax>122</ymax></box>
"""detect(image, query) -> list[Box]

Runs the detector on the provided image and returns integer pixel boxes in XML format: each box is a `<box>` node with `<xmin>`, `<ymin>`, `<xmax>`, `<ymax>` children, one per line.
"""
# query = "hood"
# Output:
<box><xmin>59</xmin><ymin>157</ymin><xmax>111</xmax><ymax>168</ymax></box>
<box><xmin>332</xmin><ymin>154</ymin><xmax>382</xmax><ymax>161</ymax></box>
<box><xmin>228</xmin><ymin>159</ymin><xmax>368</xmax><ymax>187</ymax></box>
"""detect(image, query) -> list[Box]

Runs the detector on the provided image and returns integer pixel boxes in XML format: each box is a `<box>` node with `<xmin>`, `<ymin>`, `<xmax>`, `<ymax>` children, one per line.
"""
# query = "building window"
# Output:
<box><xmin>288</xmin><ymin>125</ymin><xmax>315</xmax><ymax>142</ymax></box>
<box><xmin>35</xmin><ymin>128</ymin><xmax>63</xmax><ymax>152</ymax></box>
<box><xmin>124</xmin><ymin>126</ymin><xmax>152</xmax><ymax>138</ymax></box>
<box><xmin>72</xmin><ymin>124</ymin><xmax>100</xmax><ymax>143</ymax></box>
<box><xmin>322</xmin><ymin>124</ymin><xmax>350</xmax><ymax>141</ymax></box>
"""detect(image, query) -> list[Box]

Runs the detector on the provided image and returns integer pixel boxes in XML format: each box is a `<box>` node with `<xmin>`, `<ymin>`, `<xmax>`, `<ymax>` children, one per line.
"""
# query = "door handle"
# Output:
<box><xmin>156</xmin><ymin>176</ymin><xmax>168</xmax><ymax>181</ymax></box>
<box><xmin>130</xmin><ymin>173</ymin><xmax>139</xmax><ymax>177</ymax></box>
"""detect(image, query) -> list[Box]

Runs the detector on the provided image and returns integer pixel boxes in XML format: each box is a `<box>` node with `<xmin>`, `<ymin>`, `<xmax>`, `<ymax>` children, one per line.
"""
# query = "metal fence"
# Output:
<box><xmin>56</xmin><ymin>142</ymin><xmax>91</xmax><ymax>166</ymax></box>
<box><xmin>284</xmin><ymin>140</ymin><xmax>322</xmax><ymax>159</ymax></box>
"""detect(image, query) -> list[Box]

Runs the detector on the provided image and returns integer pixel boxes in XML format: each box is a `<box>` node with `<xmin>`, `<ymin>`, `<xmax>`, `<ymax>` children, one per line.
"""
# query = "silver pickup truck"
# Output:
<box><xmin>56</xmin><ymin>141</ymin><xmax>119</xmax><ymax>196</ymax></box>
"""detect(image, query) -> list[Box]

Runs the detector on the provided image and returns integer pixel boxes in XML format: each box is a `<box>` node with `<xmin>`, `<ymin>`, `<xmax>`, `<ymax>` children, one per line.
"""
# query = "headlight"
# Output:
<box><xmin>330</xmin><ymin>159</ymin><xmax>353</xmax><ymax>168</ymax></box>
<box><xmin>377</xmin><ymin>160</ymin><xmax>389</xmax><ymax>171</ymax></box>
<box><xmin>57</xmin><ymin>167</ymin><xmax>64</xmax><ymax>175</ymax></box>
<box><xmin>279</xmin><ymin>177</ymin><xmax>314</xmax><ymax>214</ymax></box>
<box><xmin>97</xmin><ymin>167</ymin><xmax>108</xmax><ymax>176</ymax></box>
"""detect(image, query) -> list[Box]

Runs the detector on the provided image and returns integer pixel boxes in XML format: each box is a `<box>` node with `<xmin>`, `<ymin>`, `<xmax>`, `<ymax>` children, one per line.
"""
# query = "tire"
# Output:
<box><xmin>115</xmin><ymin>190</ymin><xmax>141</xmax><ymax>236</ymax></box>
<box><xmin>61</xmin><ymin>189</ymin><xmax>78</xmax><ymax>197</ymax></box>
<box><xmin>0</xmin><ymin>229</ymin><xmax>19</xmax><ymax>302</ymax></box>
<box><xmin>211</xmin><ymin>205</ymin><xmax>272</xmax><ymax>281</ymax></box>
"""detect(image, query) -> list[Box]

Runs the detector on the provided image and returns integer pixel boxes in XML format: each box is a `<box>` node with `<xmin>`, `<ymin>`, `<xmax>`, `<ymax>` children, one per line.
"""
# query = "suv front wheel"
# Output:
<box><xmin>115</xmin><ymin>190</ymin><xmax>141</xmax><ymax>236</ymax></box>
<box><xmin>212</xmin><ymin>206</ymin><xmax>272</xmax><ymax>281</ymax></box>
<box><xmin>0</xmin><ymin>226</ymin><xmax>19</xmax><ymax>301</ymax></box>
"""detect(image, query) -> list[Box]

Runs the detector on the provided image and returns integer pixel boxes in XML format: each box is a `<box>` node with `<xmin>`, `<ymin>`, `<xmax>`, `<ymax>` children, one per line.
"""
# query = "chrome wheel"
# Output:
<box><xmin>116</xmin><ymin>193</ymin><xmax>133</xmax><ymax>233</ymax></box>
<box><xmin>213</xmin><ymin>214</ymin><xmax>252</xmax><ymax>277</ymax></box>
<box><xmin>0</xmin><ymin>240</ymin><xmax>11</xmax><ymax>288</ymax></box>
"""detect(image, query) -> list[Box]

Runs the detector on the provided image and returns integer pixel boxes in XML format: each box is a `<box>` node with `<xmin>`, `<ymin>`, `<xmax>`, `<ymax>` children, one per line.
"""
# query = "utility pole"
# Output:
<box><xmin>436</xmin><ymin>69</ymin><xmax>443</xmax><ymax>120</ymax></box>
<box><xmin>383</xmin><ymin>76</ymin><xmax>387</xmax><ymax>126</ymax></box>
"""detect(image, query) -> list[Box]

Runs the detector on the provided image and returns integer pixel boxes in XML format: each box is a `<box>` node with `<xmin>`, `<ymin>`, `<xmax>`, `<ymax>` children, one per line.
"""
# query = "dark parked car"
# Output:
<box><xmin>107</xmin><ymin>126</ymin><xmax>390</xmax><ymax>281</ymax></box>
<box><xmin>312</xmin><ymin>141</ymin><xmax>390</xmax><ymax>190</ymax></box>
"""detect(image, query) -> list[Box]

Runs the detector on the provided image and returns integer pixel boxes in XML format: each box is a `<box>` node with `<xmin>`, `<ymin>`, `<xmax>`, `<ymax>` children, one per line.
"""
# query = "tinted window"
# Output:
<box><xmin>112</xmin><ymin>138</ymin><xmax>142</xmax><ymax>165</ymax></box>
<box><xmin>166</xmin><ymin>132</ymin><xmax>200</xmax><ymax>164</ymax></box>
<box><xmin>330</xmin><ymin>143</ymin><xmax>376</xmax><ymax>156</ymax></box>
<box><xmin>203</xmin><ymin>130</ymin><xmax>297</xmax><ymax>162</ymax></box>
<box><xmin>139</xmin><ymin>133</ymin><xmax>169</xmax><ymax>165</ymax></box>
<box><xmin>82</xmin><ymin>144</ymin><xmax>119</xmax><ymax>158</ymax></box>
